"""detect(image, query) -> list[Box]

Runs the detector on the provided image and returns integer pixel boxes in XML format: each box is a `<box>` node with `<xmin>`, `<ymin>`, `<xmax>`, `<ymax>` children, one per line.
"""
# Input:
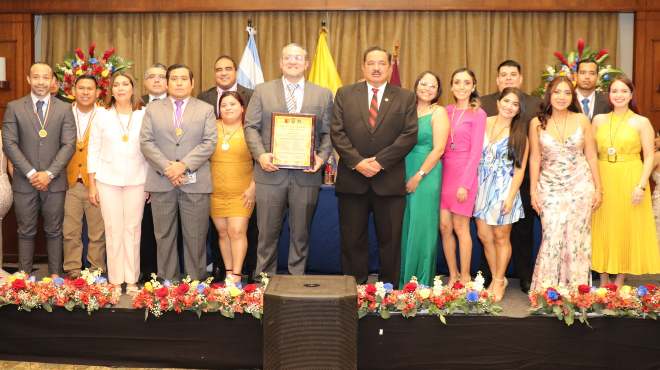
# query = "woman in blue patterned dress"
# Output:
<box><xmin>474</xmin><ymin>87</ymin><xmax>529</xmax><ymax>301</ymax></box>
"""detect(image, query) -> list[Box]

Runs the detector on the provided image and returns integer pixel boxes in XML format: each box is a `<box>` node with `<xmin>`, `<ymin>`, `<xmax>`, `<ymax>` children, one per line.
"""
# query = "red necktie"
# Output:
<box><xmin>369</xmin><ymin>88</ymin><xmax>379</xmax><ymax>128</ymax></box>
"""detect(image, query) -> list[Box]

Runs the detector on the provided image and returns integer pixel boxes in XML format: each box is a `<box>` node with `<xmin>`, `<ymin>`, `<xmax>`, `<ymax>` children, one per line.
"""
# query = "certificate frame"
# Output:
<box><xmin>270</xmin><ymin>112</ymin><xmax>316</xmax><ymax>170</ymax></box>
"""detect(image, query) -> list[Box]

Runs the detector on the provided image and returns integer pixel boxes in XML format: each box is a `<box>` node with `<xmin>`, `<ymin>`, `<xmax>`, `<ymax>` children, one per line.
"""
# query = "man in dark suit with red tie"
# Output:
<box><xmin>331</xmin><ymin>46</ymin><xmax>417</xmax><ymax>285</ymax></box>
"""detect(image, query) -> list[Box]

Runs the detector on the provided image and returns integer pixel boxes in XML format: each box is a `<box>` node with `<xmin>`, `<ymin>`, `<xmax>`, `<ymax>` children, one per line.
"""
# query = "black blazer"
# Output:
<box><xmin>197</xmin><ymin>84</ymin><xmax>254</xmax><ymax>118</ymax></box>
<box><xmin>331</xmin><ymin>82</ymin><xmax>417</xmax><ymax>196</ymax></box>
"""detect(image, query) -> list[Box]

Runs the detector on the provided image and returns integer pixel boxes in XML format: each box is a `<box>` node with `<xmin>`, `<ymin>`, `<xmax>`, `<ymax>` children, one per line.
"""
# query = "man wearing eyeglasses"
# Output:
<box><xmin>244</xmin><ymin>43</ymin><xmax>333</xmax><ymax>278</ymax></box>
<box><xmin>198</xmin><ymin>55</ymin><xmax>253</xmax><ymax>118</ymax></box>
<box><xmin>141</xmin><ymin>63</ymin><xmax>168</xmax><ymax>105</ymax></box>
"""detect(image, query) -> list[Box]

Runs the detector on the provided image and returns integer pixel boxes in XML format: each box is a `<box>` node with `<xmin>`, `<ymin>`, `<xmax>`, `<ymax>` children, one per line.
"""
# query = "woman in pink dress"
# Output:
<box><xmin>440</xmin><ymin>68</ymin><xmax>487</xmax><ymax>285</ymax></box>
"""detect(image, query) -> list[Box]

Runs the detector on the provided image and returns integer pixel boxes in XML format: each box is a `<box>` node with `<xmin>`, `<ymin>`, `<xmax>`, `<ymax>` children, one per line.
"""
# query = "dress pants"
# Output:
<box><xmin>97</xmin><ymin>182</ymin><xmax>144</xmax><ymax>285</ymax></box>
<box><xmin>254</xmin><ymin>175</ymin><xmax>319</xmax><ymax>277</ymax></box>
<box><xmin>338</xmin><ymin>190</ymin><xmax>405</xmax><ymax>285</ymax></box>
<box><xmin>63</xmin><ymin>181</ymin><xmax>106</xmax><ymax>273</ymax></box>
<box><xmin>14</xmin><ymin>190</ymin><xmax>65</xmax><ymax>275</ymax></box>
<box><xmin>151</xmin><ymin>189</ymin><xmax>209</xmax><ymax>281</ymax></box>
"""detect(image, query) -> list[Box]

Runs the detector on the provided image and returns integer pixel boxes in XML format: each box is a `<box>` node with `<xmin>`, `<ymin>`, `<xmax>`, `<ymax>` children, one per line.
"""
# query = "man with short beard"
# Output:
<box><xmin>62</xmin><ymin>75</ymin><xmax>106</xmax><ymax>279</ymax></box>
<box><xmin>2</xmin><ymin>62</ymin><xmax>76</xmax><ymax>276</ymax></box>
<box><xmin>575</xmin><ymin>59</ymin><xmax>611</xmax><ymax>120</ymax></box>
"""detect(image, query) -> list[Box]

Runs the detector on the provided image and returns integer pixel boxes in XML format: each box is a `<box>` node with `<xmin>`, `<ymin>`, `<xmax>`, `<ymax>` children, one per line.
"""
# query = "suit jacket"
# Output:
<box><xmin>2</xmin><ymin>95</ymin><xmax>76</xmax><ymax>193</ymax></box>
<box><xmin>331</xmin><ymin>82</ymin><xmax>417</xmax><ymax>196</ymax></box>
<box><xmin>198</xmin><ymin>84</ymin><xmax>254</xmax><ymax>118</ymax></box>
<box><xmin>589</xmin><ymin>91</ymin><xmax>612</xmax><ymax>119</ymax></box>
<box><xmin>244</xmin><ymin>79</ymin><xmax>333</xmax><ymax>187</ymax></box>
<box><xmin>481</xmin><ymin>91</ymin><xmax>542</xmax><ymax>129</ymax></box>
<box><xmin>139</xmin><ymin>97</ymin><xmax>217</xmax><ymax>193</ymax></box>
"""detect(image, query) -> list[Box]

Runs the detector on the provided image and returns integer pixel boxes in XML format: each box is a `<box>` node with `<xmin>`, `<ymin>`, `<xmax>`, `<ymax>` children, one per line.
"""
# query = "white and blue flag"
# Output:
<box><xmin>237</xmin><ymin>26</ymin><xmax>264</xmax><ymax>89</ymax></box>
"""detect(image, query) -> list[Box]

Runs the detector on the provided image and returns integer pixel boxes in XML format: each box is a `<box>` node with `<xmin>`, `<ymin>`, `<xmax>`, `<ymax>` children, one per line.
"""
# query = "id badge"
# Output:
<box><xmin>181</xmin><ymin>171</ymin><xmax>197</xmax><ymax>185</ymax></box>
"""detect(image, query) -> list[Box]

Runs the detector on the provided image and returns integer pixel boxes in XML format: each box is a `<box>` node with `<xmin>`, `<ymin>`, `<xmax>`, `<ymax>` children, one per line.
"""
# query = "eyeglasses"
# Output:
<box><xmin>146</xmin><ymin>74</ymin><xmax>166</xmax><ymax>80</ymax></box>
<box><xmin>419</xmin><ymin>82</ymin><xmax>438</xmax><ymax>89</ymax></box>
<box><xmin>283</xmin><ymin>55</ymin><xmax>305</xmax><ymax>62</ymax></box>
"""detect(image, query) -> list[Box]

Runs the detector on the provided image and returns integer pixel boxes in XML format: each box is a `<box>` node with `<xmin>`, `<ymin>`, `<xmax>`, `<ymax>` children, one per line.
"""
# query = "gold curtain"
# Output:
<box><xmin>41</xmin><ymin>11</ymin><xmax>617</xmax><ymax>103</ymax></box>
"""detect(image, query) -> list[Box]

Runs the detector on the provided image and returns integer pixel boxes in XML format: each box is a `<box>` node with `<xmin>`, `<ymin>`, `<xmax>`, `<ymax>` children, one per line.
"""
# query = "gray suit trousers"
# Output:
<box><xmin>14</xmin><ymin>190</ymin><xmax>65</xmax><ymax>275</ymax></box>
<box><xmin>254</xmin><ymin>175</ymin><xmax>319</xmax><ymax>277</ymax></box>
<box><xmin>151</xmin><ymin>189</ymin><xmax>209</xmax><ymax>281</ymax></box>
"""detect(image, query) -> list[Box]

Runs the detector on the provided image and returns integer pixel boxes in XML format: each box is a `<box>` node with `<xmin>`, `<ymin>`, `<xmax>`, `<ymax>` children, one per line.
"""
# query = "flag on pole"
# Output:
<box><xmin>308</xmin><ymin>28</ymin><xmax>342</xmax><ymax>96</ymax></box>
<box><xmin>390</xmin><ymin>41</ymin><xmax>401</xmax><ymax>86</ymax></box>
<box><xmin>237</xmin><ymin>26</ymin><xmax>265</xmax><ymax>89</ymax></box>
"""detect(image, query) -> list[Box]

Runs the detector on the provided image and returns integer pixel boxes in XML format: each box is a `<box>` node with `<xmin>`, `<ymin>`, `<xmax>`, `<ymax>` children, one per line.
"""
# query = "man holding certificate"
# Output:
<box><xmin>331</xmin><ymin>46</ymin><xmax>417</xmax><ymax>285</ymax></box>
<box><xmin>244</xmin><ymin>43</ymin><xmax>333</xmax><ymax>278</ymax></box>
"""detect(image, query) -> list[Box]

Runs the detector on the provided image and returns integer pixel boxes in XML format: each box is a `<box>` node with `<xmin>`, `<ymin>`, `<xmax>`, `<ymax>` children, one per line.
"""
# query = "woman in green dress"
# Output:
<box><xmin>399</xmin><ymin>71</ymin><xmax>450</xmax><ymax>287</ymax></box>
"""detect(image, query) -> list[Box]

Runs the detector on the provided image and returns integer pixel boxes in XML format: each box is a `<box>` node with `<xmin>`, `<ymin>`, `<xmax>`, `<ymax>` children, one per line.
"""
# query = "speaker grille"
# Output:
<box><xmin>263</xmin><ymin>275</ymin><xmax>357</xmax><ymax>370</ymax></box>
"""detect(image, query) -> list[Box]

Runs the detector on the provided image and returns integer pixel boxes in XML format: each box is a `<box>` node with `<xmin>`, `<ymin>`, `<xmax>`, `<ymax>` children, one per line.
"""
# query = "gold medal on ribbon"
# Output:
<box><xmin>221</xmin><ymin>142</ymin><xmax>230</xmax><ymax>151</ymax></box>
<box><xmin>122</xmin><ymin>134</ymin><xmax>129</xmax><ymax>142</ymax></box>
<box><xmin>175</xmin><ymin>128</ymin><xmax>184</xmax><ymax>137</ymax></box>
<box><xmin>38</xmin><ymin>129</ymin><xmax>48</xmax><ymax>138</ymax></box>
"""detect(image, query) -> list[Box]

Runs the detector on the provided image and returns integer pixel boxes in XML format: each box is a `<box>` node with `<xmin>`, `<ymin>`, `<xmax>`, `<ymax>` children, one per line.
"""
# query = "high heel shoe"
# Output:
<box><xmin>447</xmin><ymin>274</ymin><xmax>460</xmax><ymax>287</ymax></box>
<box><xmin>493</xmin><ymin>278</ymin><xmax>508</xmax><ymax>302</ymax></box>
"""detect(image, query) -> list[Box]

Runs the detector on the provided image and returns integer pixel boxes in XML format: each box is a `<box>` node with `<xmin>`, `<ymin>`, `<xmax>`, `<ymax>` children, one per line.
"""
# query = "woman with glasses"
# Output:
<box><xmin>399</xmin><ymin>71</ymin><xmax>449</xmax><ymax>287</ymax></box>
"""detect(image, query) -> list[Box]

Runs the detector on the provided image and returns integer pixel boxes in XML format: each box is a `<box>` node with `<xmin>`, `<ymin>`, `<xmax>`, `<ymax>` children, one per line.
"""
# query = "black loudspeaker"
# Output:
<box><xmin>263</xmin><ymin>275</ymin><xmax>357</xmax><ymax>370</ymax></box>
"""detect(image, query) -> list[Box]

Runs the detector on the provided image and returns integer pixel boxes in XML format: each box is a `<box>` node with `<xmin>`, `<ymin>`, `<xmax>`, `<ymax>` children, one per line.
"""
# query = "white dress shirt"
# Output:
<box><xmin>282</xmin><ymin>77</ymin><xmax>305</xmax><ymax>113</ymax></box>
<box><xmin>576</xmin><ymin>90</ymin><xmax>595</xmax><ymax>119</ymax></box>
<box><xmin>366</xmin><ymin>81</ymin><xmax>387</xmax><ymax>109</ymax></box>
<box><xmin>87</xmin><ymin>107</ymin><xmax>148</xmax><ymax>186</ymax></box>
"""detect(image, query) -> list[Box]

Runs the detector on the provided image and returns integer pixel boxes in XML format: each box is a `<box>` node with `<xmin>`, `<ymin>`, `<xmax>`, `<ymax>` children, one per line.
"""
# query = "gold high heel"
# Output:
<box><xmin>493</xmin><ymin>278</ymin><xmax>508</xmax><ymax>302</ymax></box>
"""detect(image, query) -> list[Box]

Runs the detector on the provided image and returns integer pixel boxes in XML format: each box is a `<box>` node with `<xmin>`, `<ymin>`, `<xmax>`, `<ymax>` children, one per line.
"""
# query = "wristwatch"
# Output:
<box><xmin>417</xmin><ymin>170</ymin><xmax>426</xmax><ymax>178</ymax></box>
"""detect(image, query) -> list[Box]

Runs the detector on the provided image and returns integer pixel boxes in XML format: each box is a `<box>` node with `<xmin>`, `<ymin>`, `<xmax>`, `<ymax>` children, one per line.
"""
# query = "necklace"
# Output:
<box><xmin>73</xmin><ymin>103</ymin><xmax>96</xmax><ymax>143</ymax></box>
<box><xmin>486</xmin><ymin>116</ymin><xmax>510</xmax><ymax>161</ymax></box>
<box><xmin>550</xmin><ymin>112</ymin><xmax>569</xmax><ymax>149</ymax></box>
<box><xmin>607</xmin><ymin>110</ymin><xmax>629</xmax><ymax>162</ymax></box>
<box><xmin>115</xmin><ymin>107</ymin><xmax>134</xmax><ymax>142</ymax></box>
<box><xmin>221</xmin><ymin>122</ymin><xmax>241</xmax><ymax>151</ymax></box>
<box><xmin>449</xmin><ymin>105</ymin><xmax>467</xmax><ymax>150</ymax></box>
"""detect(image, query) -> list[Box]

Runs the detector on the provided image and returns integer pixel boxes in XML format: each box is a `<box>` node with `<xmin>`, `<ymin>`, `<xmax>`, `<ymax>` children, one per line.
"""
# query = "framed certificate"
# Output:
<box><xmin>271</xmin><ymin>112</ymin><xmax>316</xmax><ymax>170</ymax></box>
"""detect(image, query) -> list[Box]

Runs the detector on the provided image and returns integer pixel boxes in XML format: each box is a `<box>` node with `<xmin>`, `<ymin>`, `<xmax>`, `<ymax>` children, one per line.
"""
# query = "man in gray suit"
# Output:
<box><xmin>140</xmin><ymin>64</ymin><xmax>217</xmax><ymax>280</ymax></box>
<box><xmin>2</xmin><ymin>62</ymin><xmax>76</xmax><ymax>276</ymax></box>
<box><xmin>244</xmin><ymin>43</ymin><xmax>333</xmax><ymax>277</ymax></box>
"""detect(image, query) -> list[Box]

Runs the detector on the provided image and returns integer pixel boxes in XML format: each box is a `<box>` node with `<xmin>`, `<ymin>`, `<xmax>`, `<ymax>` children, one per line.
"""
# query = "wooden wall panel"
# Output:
<box><xmin>634</xmin><ymin>11</ymin><xmax>660</xmax><ymax>129</ymax></box>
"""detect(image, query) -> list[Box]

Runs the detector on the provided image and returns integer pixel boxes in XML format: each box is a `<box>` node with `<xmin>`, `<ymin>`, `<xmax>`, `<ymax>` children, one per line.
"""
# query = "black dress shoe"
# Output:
<box><xmin>520</xmin><ymin>279</ymin><xmax>531</xmax><ymax>294</ymax></box>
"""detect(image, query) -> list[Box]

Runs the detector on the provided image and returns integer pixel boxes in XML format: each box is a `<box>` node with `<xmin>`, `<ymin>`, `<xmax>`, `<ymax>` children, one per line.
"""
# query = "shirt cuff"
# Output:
<box><xmin>26</xmin><ymin>169</ymin><xmax>36</xmax><ymax>178</ymax></box>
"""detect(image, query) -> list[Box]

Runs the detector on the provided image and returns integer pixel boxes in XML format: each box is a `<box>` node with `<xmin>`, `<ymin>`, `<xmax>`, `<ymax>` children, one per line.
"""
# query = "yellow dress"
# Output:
<box><xmin>592</xmin><ymin>113</ymin><xmax>660</xmax><ymax>274</ymax></box>
<box><xmin>210</xmin><ymin>121</ymin><xmax>254</xmax><ymax>218</ymax></box>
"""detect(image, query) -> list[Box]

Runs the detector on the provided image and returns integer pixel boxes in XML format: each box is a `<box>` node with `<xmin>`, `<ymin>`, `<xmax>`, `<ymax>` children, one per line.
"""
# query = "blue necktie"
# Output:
<box><xmin>581</xmin><ymin>98</ymin><xmax>590</xmax><ymax>118</ymax></box>
<box><xmin>36</xmin><ymin>100</ymin><xmax>45</xmax><ymax>123</ymax></box>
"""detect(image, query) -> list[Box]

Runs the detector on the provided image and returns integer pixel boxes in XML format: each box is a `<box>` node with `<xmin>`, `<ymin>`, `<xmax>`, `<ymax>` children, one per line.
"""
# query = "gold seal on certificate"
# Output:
<box><xmin>270</xmin><ymin>112</ymin><xmax>316</xmax><ymax>170</ymax></box>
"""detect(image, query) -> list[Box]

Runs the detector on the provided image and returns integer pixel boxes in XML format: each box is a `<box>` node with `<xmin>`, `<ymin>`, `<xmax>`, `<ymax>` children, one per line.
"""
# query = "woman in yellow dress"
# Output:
<box><xmin>210</xmin><ymin>91</ymin><xmax>255</xmax><ymax>284</ymax></box>
<box><xmin>592</xmin><ymin>75</ymin><xmax>660</xmax><ymax>287</ymax></box>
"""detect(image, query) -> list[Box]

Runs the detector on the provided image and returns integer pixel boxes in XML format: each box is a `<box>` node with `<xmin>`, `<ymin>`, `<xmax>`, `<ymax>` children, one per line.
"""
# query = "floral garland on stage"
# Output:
<box><xmin>132</xmin><ymin>274</ymin><xmax>268</xmax><ymax>320</ymax></box>
<box><xmin>529</xmin><ymin>283</ymin><xmax>659</xmax><ymax>326</ymax></box>
<box><xmin>0</xmin><ymin>269</ymin><xmax>120</xmax><ymax>314</ymax></box>
<box><xmin>54</xmin><ymin>42</ymin><xmax>133</xmax><ymax>102</ymax></box>
<box><xmin>533</xmin><ymin>38</ymin><xmax>623</xmax><ymax>97</ymax></box>
<box><xmin>357</xmin><ymin>273</ymin><xmax>502</xmax><ymax>323</ymax></box>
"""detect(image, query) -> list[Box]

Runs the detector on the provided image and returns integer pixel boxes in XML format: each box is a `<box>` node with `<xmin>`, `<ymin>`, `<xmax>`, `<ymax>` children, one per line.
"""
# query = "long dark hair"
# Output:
<box><xmin>218</xmin><ymin>91</ymin><xmax>246</xmax><ymax>123</ymax></box>
<box><xmin>537</xmin><ymin>76</ymin><xmax>579</xmax><ymax>129</ymax></box>
<box><xmin>450</xmin><ymin>67</ymin><xmax>480</xmax><ymax>109</ymax></box>
<box><xmin>413</xmin><ymin>71</ymin><xmax>442</xmax><ymax>105</ymax></box>
<box><xmin>104</xmin><ymin>71</ymin><xmax>144</xmax><ymax>111</ymax></box>
<box><xmin>608</xmin><ymin>74</ymin><xmax>639</xmax><ymax>114</ymax></box>
<box><xmin>498</xmin><ymin>87</ymin><xmax>527</xmax><ymax>168</ymax></box>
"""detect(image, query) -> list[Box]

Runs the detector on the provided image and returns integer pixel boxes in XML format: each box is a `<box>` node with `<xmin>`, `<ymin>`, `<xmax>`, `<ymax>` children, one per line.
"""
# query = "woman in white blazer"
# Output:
<box><xmin>88</xmin><ymin>71</ymin><xmax>147</xmax><ymax>295</ymax></box>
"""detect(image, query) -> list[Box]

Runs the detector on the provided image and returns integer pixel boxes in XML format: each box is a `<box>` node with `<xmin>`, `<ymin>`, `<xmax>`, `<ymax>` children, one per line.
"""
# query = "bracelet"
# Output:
<box><xmin>417</xmin><ymin>170</ymin><xmax>427</xmax><ymax>178</ymax></box>
<box><xmin>635</xmin><ymin>185</ymin><xmax>646</xmax><ymax>192</ymax></box>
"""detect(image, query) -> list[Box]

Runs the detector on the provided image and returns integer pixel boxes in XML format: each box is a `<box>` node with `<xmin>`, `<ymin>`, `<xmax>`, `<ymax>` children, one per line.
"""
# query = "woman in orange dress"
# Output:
<box><xmin>210</xmin><ymin>91</ymin><xmax>255</xmax><ymax>283</ymax></box>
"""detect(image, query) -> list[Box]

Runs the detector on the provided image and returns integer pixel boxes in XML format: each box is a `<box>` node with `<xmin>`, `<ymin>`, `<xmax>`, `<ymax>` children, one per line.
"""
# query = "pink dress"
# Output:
<box><xmin>440</xmin><ymin>105</ymin><xmax>486</xmax><ymax>216</ymax></box>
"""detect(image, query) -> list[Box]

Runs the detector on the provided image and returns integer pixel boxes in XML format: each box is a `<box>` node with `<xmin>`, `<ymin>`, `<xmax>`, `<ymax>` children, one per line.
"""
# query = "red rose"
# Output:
<box><xmin>175</xmin><ymin>283</ymin><xmax>189</xmax><ymax>295</ymax></box>
<box><xmin>365</xmin><ymin>284</ymin><xmax>377</xmax><ymax>295</ymax></box>
<box><xmin>73</xmin><ymin>278</ymin><xmax>86</xmax><ymax>289</ymax></box>
<box><xmin>578</xmin><ymin>284</ymin><xmax>591</xmax><ymax>294</ymax></box>
<box><xmin>243</xmin><ymin>284</ymin><xmax>257</xmax><ymax>293</ymax></box>
<box><xmin>645</xmin><ymin>284</ymin><xmax>656</xmax><ymax>293</ymax></box>
<box><xmin>155</xmin><ymin>287</ymin><xmax>169</xmax><ymax>298</ymax></box>
<box><xmin>211</xmin><ymin>283</ymin><xmax>224</xmax><ymax>289</ymax></box>
<box><xmin>403</xmin><ymin>282</ymin><xmax>417</xmax><ymax>293</ymax></box>
<box><xmin>11</xmin><ymin>279</ymin><xmax>26</xmax><ymax>290</ymax></box>
<box><xmin>452</xmin><ymin>281</ymin><xmax>464</xmax><ymax>290</ymax></box>
<box><xmin>604</xmin><ymin>283</ymin><xmax>618</xmax><ymax>292</ymax></box>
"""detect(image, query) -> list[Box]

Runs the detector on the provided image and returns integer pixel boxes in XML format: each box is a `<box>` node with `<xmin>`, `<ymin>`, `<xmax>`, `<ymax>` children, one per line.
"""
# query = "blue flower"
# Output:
<box><xmin>53</xmin><ymin>277</ymin><xmax>65</xmax><ymax>286</ymax></box>
<box><xmin>383</xmin><ymin>283</ymin><xmax>394</xmax><ymax>292</ymax></box>
<box><xmin>94</xmin><ymin>276</ymin><xmax>107</xmax><ymax>284</ymax></box>
<box><xmin>603</xmin><ymin>74</ymin><xmax>610</xmax><ymax>81</ymax></box>
<box><xmin>637</xmin><ymin>286</ymin><xmax>648</xmax><ymax>297</ymax></box>
<box><xmin>197</xmin><ymin>283</ymin><xmax>206</xmax><ymax>293</ymax></box>
<box><xmin>547</xmin><ymin>290</ymin><xmax>559</xmax><ymax>301</ymax></box>
<box><xmin>235</xmin><ymin>282</ymin><xmax>242</xmax><ymax>289</ymax></box>
<box><xmin>29</xmin><ymin>276</ymin><xmax>36</xmax><ymax>282</ymax></box>
<box><xmin>72</xmin><ymin>60</ymin><xmax>78</xmax><ymax>67</ymax></box>
<box><xmin>546</xmin><ymin>76</ymin><xmax>554</xmax><ymax>82</ymax></box>
<box><xmin>466</xmin><ymin>290</ymin><xmax>479</xmax><ymax>303</ymax></box>
<box><xmin>89</xmin><ymin>58</ymin><xmax>98</xmax><ymax>64</ymax></box>
<box><xmin>418</xmin><ymin>283</ymin><xmax>428</xmax><ymax>289</ymax></box>
<box><xmin>163</xmin><ymin>280</ymin><xmax>171</xmax><ymax>287</ymax></box>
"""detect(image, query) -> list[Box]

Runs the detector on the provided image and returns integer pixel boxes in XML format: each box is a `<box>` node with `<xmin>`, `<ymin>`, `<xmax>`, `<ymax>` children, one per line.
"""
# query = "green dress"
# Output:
<box><xmin>399</xmin><ymin>113</ymin><xmax>442</xmax><ymax>287</ymax></box>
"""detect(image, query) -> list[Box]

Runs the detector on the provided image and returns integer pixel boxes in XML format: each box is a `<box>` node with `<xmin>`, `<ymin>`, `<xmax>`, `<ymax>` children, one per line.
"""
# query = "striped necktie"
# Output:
<box><xmin>369</xmin><ymin>88</ymin><xmax>379</xmax><ymax>127</ymax></box>
<box><xmin>286</xmin><ymin>83</ymin><xmax>298</xmax><ymax>113</ymax></box>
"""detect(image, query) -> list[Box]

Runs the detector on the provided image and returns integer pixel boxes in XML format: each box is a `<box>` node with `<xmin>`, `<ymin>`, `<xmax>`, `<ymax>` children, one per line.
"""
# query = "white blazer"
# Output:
<box><xmin>88</xmin><ymin>107</ymin><xmax>148</xmax><ymax>186</ymax></box>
